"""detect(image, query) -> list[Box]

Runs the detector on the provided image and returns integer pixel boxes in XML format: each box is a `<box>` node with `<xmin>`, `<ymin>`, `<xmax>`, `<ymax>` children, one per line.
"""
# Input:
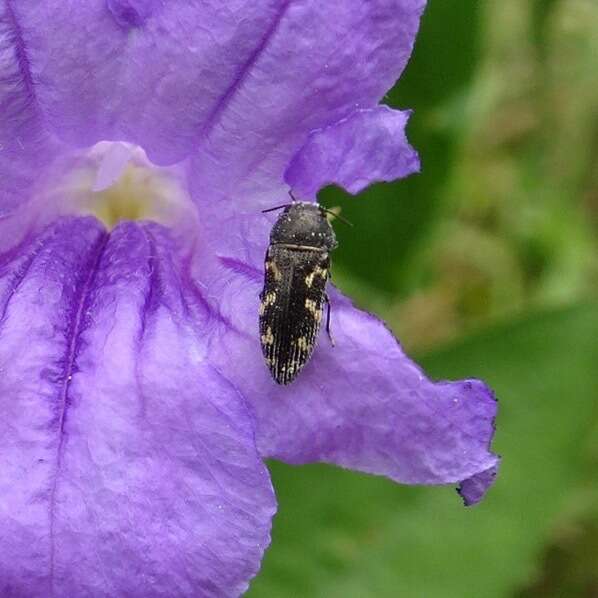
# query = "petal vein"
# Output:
<box><xmin>3</xmin><ymin>0</ymin><xmax>38</xmax><ymax>108</ymax></box>
<box><xmin>197</xmin><ymin>0</ymin><xmax>293</xmax><ymax>143</ymax></box>
<box><xmin>47</xmin><ymin>231</ymin><xmax>109</xmax><ymax>594</ymax></box>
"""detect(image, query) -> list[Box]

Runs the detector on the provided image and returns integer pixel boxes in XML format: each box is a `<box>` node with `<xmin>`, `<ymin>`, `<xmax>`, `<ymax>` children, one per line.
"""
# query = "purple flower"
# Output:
<box><xmin>0</xmin><ymin>1</ymin><xmax>499</xmax><ymax>596</ymax></box>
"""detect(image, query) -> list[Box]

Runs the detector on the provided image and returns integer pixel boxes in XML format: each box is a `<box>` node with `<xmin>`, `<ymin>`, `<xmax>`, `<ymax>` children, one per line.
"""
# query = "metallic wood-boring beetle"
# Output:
<box><xmin>259</xmin><ymin>201</ymin><xmax>338</xmax><ymax>385</ymax></box>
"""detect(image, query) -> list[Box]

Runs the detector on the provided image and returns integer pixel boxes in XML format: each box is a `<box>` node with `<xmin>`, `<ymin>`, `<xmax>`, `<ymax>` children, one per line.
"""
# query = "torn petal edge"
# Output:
<box><xmin>458</xmin><ymin>463</ymin><xmax>500</xmax><ymax>507</ymax></box>
<box><xmin>284</xmin><ymin>106</ymin><xmax>420</xmax><ymax>200</ymax></box>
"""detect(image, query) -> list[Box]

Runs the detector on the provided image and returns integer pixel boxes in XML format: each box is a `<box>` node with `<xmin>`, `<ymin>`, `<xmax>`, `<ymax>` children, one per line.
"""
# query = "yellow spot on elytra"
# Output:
<box><xmin>296</xmin><ymin>337</ymin><xmax>309</xmax><ymax>351</ymax></box>
<box><xmin>261</xmin><ymin>327</ymin><xmax>274</xmax><ymax>346</ymax></box>
<box><xmin>305</xmin><ymin>299</ymin><xmax>322</xmax><ymax>322</ymax></box>
<box><xmin>305</xmin><ymin>267</ymin><xmax>327</xmax><ymax>288</ymax></box>
<box><xmin>315</xmin><ymin>266</ymin><xmax>328</xmax><ymax>278</ymax></box>
<box><xmin>266</xmin><ymin>260</ymin><xmax>283</xmax><ymax>281</ymax></box>
<box><xmin>264</xmin><ymin>292</ymin><xmax>276</xmax><ymax>306</ymax></box>
<box><xmin>305</xmin><ymin>298</ymin><xmax>318</xmax><ymax>314</ymax></box>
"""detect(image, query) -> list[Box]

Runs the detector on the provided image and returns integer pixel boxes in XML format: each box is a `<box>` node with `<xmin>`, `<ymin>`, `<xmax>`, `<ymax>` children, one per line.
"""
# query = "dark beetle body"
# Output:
<box><xmin>259</xmin><ymin>202</ymin><xmax>337</xmax><ymax>385</ymax></box>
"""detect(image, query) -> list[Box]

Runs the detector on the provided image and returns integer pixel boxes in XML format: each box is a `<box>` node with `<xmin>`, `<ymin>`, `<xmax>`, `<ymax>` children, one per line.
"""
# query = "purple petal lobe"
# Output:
<box><xmin>5</xmin><ymin>1</ymin><xmax>297</xmax><ymax>164</ymax></box>
<box><xmin>2</xmin><ymin>1</ymin><xmax>425</xmax><ymax>191</ymax></box>
<box><xmin>285</xmin><ymin>107</ymin><xmax>420</xmax><ymax>199</ymax></box>
<box><xmin>211</xmin><ymin>269</ymin><xmax>500</xmax><ymax>504</ymax></box>
<box><xmin>0</xmin><ymin>217</ymin><xmax>275</xmax><ymax>596</ymax></box>
<box><xmin>190</xmin><ymin>0</ymin><xmax>426</xmax><ymax>199</ymax></box>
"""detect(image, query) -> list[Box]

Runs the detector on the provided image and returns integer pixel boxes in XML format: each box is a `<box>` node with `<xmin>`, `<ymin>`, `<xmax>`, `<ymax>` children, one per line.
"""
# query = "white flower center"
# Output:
<box><xmin>55</xmin><ymin>142</ymin><xmax>196</xmax><ymax>229</ymax></box>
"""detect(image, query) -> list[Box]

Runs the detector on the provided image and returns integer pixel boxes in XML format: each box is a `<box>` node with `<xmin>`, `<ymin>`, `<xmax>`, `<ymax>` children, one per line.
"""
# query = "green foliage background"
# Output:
<box><xmin>249</xmin><ymin>1</ymin><xmax>598</xmax><ymax>596</ymax></box>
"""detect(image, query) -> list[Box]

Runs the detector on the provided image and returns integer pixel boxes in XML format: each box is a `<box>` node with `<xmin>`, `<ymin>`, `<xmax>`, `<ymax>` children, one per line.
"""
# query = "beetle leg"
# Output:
<box><xmin>324</xmin><ymin>293</ymin><xmax>334</xmax><ymax>347</ymax></box>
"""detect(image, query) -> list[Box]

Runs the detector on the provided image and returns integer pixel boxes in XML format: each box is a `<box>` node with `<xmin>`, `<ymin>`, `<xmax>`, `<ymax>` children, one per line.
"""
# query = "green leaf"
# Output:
<box><xmin>320</xmin><ymin>0</ymin><xmax>483</xmax><ymax>296</ymax></box>
<box><xmin>248</xmin><ymin>303</ymin><xmax>598</xmax><ymax>598</ymax></box>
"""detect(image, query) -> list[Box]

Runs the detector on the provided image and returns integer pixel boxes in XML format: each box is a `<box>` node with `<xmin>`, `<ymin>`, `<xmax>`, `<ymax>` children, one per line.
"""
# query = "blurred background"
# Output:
<box><xmin>248</xmin><ymin>0</ymin><xmax>598</xmax><ymax>596</ymax></box>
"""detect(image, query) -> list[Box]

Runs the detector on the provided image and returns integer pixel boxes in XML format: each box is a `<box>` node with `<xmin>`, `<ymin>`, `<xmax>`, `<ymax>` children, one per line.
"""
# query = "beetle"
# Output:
<box><xmin>259</xmin><ymin>199</ymin><xmax>340</xmax><ymax>385</ymax></box>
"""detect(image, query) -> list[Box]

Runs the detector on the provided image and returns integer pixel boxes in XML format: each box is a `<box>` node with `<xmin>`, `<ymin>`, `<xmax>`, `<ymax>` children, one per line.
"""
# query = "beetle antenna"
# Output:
<box><xmin>320</xmin><ymin>207</ymin><xmax>353</xmax><ymax>227</ymax></box>
<box><xmin>262</xmin><ymin>203</ymin><xmax>292</xmax><ymax>214</ymax></box>
<box><xmin>262</xmin><ymin>190</ymin><xmax>300</xmax><ymax>213</ymax></box>
<box><xmin>263</xmin><ymin>193</ymin><xmax>353</xmax><ymax>226</ymax></box>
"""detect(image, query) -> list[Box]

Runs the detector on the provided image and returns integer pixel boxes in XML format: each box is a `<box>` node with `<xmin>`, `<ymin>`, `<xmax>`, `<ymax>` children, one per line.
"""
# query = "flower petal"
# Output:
<box><xmin>285</xmin><ymin>107</ymin><xmax>420</xmax><ymax>199</ymax></box>
<box><xmin>3</xmin><ymin>1</ymin><xmax>425</xmax><ymax>187</ymax></box>
<box><xmin>211</xmin><ymin>266</ymin><xmax>500</xmax><ymax>504</ymax></box>
<box><xmin>0</xmin><ymin>2</ymin><xmax>60</xmax><ymax>211</ymax></box>
<box><xmin>189</xmin><ymin>0</ymin><xmax>426</xmax><ymax>199</ymax></box>
<box><xmin>0</xmin><ymin>217</ymin><xmax>275</xmax><ymax>596</ymax></box>
<box><xmin>8</xmin><ymin>1</ymin><xmax>288</xmax><ymax>164</ymax></box>
<box><xmin>458</xmin><ymin>465</ymin><xmax>499</xmax><ymax>506</ymax></box>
